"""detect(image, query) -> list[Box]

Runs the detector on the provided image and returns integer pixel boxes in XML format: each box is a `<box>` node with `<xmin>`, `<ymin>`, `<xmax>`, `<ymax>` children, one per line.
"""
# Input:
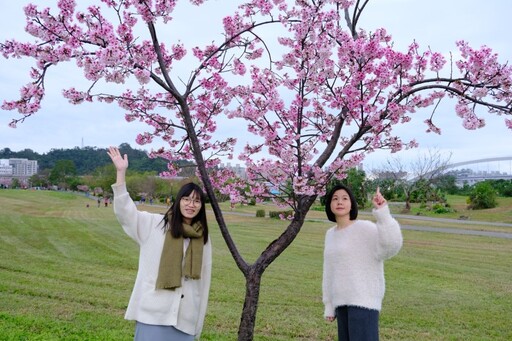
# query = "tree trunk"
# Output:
<box><xmin>234</xmin><ymin>196</ymin><xmax>316</xmax><ymax>340</ymax></box>
<box><xmin>237</xmin><ymin>267</ymin><xmax>262</xmax><ymax>341</ymax></box>
<box><xmin>404</xmin><ymin>199</ymin><xmax>411</xmax><ymax>211</ymax></box>
<box><xmin>404</xmin><ymin>190</ymin><xmax>412</xmax><ymax>212</ymax></box>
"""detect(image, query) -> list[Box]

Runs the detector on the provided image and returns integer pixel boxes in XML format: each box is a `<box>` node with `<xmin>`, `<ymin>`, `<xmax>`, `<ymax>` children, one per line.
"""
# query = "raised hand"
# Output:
<box><xmin>372</xmin><ymin>186</ymin><xmax>387</xmax><ymax>209</ymax></box>
<box><xmin>107</xmin><ymin>146</ymin><xmax>128</xmax><ymax>172</ymax></box>
<box><xmin>107</xmin><ymin>146</ymin><xmax>128</xmax><ymax>185</ymax></box>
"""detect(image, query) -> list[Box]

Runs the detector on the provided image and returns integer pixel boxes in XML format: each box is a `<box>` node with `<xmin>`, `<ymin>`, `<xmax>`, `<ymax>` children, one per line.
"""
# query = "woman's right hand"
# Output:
<box><xmin>325</xmin><ymin>316</ymin><xmax>336</xmax><ymax>323</ymax></box>
<box><xmin>107</xmin><ymin>146</ymin><xmax>128</xmax><ymax>172</ymax></box>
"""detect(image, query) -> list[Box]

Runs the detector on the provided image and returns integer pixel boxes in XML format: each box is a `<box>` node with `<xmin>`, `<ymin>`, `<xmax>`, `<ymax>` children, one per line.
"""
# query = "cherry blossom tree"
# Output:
<box><xmin>2</xmin><ymin>0</ymin><xmax>512</xmax><ymax>339</ymax></box>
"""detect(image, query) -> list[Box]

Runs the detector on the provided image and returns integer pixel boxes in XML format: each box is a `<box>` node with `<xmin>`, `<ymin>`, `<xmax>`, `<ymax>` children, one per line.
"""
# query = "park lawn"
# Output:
<box><xmin>218</xmin><ymin>195</ymin><xmax>512</xmax><ymax>234</ymax></box>
<box><xmin>441</xmin><ymin>194</ymin><xmax>512</xmax><ymax>223</ymax></box>
<box><xmin>220</xmin><ymin>194</ymin><xmax>512</xmax><ymax>224</ymax></box>
<box><xmin>0</xmin><ymin>189</ymin><xmax>511</xmax><ymax>340</ymax></box>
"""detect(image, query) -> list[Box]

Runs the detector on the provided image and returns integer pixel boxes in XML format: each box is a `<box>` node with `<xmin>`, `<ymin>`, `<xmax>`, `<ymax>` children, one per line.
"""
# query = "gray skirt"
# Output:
<box><xmin>134</xmin><ymin>321</ymin><xmax>194</xmax><ymax>341</ymax></box>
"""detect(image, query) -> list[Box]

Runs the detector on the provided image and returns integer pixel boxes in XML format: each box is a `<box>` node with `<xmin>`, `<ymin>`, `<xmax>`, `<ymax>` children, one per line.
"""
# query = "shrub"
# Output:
<box><xmin>269</xmin><ymin>210</ymin><xmax>294</xmax><ymax>219</ymax></box>
<box><xmin>310</xmin><ymin>204</ymin><xmax>325</xmax><ymax>211</ymax></box>
<box><xmin>256</xmin><ymin>209</ymin><xmax>265</xmax><ymax>218</ymax></box>
<box><xmin>468</xmin><ymin>182</ymin><xmax>498</xmax><ymax>209</ymax></box>
<box><xmin>432</xmin><ymin>203</ymin><xmax>454</xmax><ymax>214</ymax></box>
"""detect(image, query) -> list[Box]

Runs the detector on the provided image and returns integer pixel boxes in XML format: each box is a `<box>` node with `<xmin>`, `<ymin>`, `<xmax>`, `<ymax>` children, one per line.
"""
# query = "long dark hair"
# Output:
<box><xmin>324</xmin><ymin>184</ymin><xmax>358</xmax><ymax>222</ymax></box>
<box><xmin>162</xmin><ymin>182</ymin><xmax>209</xmax><ymax>244</ymax></box>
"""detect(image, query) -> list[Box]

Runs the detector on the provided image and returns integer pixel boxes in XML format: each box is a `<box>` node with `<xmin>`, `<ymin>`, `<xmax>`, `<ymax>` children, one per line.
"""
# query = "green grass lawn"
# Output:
<box><xmin>0</xmin><ymin>189</ymin><xmax>511</xmax><ymax>340</ymax></box>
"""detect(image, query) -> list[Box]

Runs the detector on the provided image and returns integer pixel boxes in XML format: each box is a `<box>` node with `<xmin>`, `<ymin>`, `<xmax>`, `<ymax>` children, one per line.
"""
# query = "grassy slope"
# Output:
<box><xmin>0</xmin><ymin>189</ymin><xmax>511</xmax><ymax>340</ymax></box>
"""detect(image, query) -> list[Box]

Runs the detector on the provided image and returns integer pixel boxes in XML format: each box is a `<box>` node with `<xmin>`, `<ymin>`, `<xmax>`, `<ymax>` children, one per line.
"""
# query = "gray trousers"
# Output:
<box><xmin>135</xmin><ymin>321</ymin><xmax>194</xmax><ymax>341</ymax></box>
<box><xmin>335</xmin><ymin>305</ymin><xmax>379</xmax><ymax>341</ymax></box>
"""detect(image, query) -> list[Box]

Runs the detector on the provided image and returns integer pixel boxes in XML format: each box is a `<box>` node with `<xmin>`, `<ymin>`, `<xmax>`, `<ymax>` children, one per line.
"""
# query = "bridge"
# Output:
<box><xmin>444</xmin><ymin>156</ymin><xmax>512</xmax><ymax>185</ymax></box>
<box><xmin>445</xmin><ymin>156</ymin><xmax>512</xmax><ymax>170</ymax></box>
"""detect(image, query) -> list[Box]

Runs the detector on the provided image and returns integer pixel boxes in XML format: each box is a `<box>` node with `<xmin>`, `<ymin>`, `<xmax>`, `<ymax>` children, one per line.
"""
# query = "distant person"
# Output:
<box><xmin>104</xmin><ymin>197</ymin><xmax>109</xmax><ymax>207</ymax></box>
<box><xmin>97</xmin><ymin>198</ymin><xmax>101</xmax><ymax>208</ymax></box>
<box><xmin>322</xmin><ymin>184</ymin><xmax>403</xmax><ymax>341</ymax></box>
<box><xmin>166</xmin><ymin>197</ymin><xmax>171</xmax><ymax>207</ymax></box>
<box><xmin>107</xmin><ymin>146</ymin><xmax>212</xmax><ymax>341</ymax></box>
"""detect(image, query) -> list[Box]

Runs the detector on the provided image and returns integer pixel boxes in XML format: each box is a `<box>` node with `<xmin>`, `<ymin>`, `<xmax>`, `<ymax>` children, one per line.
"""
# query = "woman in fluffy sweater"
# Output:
<box><xmin>322</xmin><ymin>184</ymin><xmax>402</xmax><ymax>341</ymax></box>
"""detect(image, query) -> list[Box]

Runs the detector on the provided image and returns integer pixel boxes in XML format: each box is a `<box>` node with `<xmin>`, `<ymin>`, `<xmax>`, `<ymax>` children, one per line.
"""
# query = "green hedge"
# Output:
<box><xmin>269</xmin><ymin>210</ymin><xmax>294</xmax><ymax>219</ymax></box>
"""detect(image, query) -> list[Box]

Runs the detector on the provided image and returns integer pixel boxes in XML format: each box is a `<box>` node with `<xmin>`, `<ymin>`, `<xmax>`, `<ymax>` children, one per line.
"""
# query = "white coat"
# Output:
<box><xmin>112</xmin><ymin>183</ymin><xmax>212</xmax><ymax>338</ymax></box>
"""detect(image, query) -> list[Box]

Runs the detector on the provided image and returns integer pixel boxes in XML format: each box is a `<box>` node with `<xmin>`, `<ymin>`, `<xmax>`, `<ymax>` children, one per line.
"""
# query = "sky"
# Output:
<box><xmin>1</xmin><ymin>0</ymin><xmax>511</xmax><ymax>173</ymax></box>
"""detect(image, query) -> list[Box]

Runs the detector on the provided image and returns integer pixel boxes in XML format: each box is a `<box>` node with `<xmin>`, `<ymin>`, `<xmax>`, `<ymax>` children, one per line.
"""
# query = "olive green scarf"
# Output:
<box><xmin>155</xmin><ymin>221</ymin><xmax>204</xmax><ymax>290</ymax></box>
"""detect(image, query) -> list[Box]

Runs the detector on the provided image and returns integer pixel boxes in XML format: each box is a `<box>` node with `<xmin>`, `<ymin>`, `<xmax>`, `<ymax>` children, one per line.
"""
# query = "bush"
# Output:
<box><xmin>269</xmin><ymin>210</ymin><xmax>294</xmax><ymax>219</ymax></box>
<box><xmin>256</xmin><ymin>209</ymin><xmax>265</xmax><ymax>218</ymax></box>
<box><xmin>310</xmin><ymin>204</ymin><xmax>325</xmax><ymax>211</ymax></box>
<box><xmin>468</xmin><ymin>182</ymin><xmax>498</xmax><ymax>209</ymax></box>
<box><xmin>432</xmin><ymin>203</ymin><xmax>454</xmax><ymax>214</ymax></box>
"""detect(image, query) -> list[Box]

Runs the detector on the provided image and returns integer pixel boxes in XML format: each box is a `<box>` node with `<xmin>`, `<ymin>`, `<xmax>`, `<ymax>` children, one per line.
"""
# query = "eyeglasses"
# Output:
<box><xmin>181</xmin><ymin>197</ymin><xmax>202</xmax><ymax>207</ymax></box>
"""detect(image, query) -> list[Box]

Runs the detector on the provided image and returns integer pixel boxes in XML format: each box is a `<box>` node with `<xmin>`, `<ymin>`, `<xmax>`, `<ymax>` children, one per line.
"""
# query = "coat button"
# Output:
<box><xmin>181</xmin><ymin>294</ymin><xmax>184</xmax><ymax>298</ymax></box>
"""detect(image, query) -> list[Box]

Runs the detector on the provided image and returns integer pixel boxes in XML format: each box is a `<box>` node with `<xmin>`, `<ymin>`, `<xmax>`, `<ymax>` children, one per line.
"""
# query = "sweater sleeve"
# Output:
<box><xmin>322</xmin><ymin>229</ymin><xmax>335</xmax><ymax>318</ymax></box>
<box><xmin>194</xmin><ymin>239</ymin><xmax>213</xmax><ymax>339</ymax></box>
<box><xmin>111</xmin><ymin>183</ymin><xmax>156</xmax><ymax>244</ymax></box>
<box><xmin>372</xmin><ymin>204</ymin><xmax>403</xmax><ymax>260</ymax></box>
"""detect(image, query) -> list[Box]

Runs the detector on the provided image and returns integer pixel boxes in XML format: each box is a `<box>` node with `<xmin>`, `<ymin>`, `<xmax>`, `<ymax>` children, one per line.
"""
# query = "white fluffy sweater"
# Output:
<box><xmin>322</xmin><ymin>205</ymin><xmax>402</xmax><ymax>317</ymax></box>
<box><xmin>112</xmin><ymin>183</ymin><xmax>212</xmax><ymax>339</ymax></box>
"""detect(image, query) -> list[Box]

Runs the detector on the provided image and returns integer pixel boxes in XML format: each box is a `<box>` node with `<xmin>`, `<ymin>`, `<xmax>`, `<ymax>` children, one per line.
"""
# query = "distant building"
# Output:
<box><xmin>0</xmin><ymin>159</ymin><xmax>13</xmax><ymax>176</ymax></box>
<box><xmin>8</xmin><ymin>158</ymin><xmax>38</xmax><ymax>177</ymax></box>
<box><xmin>447</xmin><ymin>168</ymin><xmax>512</xmax><ymax>187</ymax></box>
<box><xmin>0</xmin><ymin>158</ymin><xmax>38</xmax><ymax>188</ymax></box>
<box><xmin>220</xmin><ymin>162</ymin><xmax>247</xmax><ymax>179</ymax></box>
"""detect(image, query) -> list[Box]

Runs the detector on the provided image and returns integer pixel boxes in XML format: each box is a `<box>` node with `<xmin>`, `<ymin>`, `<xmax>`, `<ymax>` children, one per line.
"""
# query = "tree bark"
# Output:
<box><xmin>235</xmin><ymin>196</ymin><xmax>316</xmax><ymax>340</ymax></box>
<box><xmin>237</xmin><ymin>267</ymin><xmax>262</xmax><ymax>341</ymax></box>
<box><xmin>404</xmin><ymin>193</ymin><xmax>411</xmax><ymax>212</ymax></box>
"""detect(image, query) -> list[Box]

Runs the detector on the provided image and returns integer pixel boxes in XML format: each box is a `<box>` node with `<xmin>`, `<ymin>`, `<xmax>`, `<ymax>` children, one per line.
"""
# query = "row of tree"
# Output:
<box><xmin>329</xmin><ymin>167</ymin><xmax>503</xmax><ymax>211</ymax></box>
<box><xmin>1</xmin><ymin>144</ymin><xmax>200</xmax><ymax>201</ymax></box>
<box><xmin>38</xmin><ymin>160</ymin><xmax>508</xmax><ymax>211</ymax></box>
<box><xmin>5</xmin><ymin>144</ymin><xmax>505</xmax><ymax>210</ymax></box>
<box><xmin>0</xmin><ymin>143</ymin><xmax>172</xmax><ymax>175</ymax></box>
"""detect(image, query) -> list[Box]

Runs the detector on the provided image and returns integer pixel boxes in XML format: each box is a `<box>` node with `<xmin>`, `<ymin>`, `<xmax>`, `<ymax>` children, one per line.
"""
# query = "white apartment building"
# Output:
<box><xmin>0</xmin><ymin>159</ymin><xmax>13</xmax><ymax>176</ymax></box>
<box><xmin>0</xmin><ymin>158</ymin><xmax>38</xmax><ymax>177</ymax></box>
<box><xmin>220</xmin><ymin>162</ymin><xmax>247</xmax><ymax>179</ymax></box>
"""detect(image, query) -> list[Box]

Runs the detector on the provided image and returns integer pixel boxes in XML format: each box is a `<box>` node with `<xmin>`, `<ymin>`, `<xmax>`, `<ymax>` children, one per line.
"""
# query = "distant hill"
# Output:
<box><xmin>0</xmin><ymin>143</ymin><xmax>188</xmax><ymax>175</ymax></box>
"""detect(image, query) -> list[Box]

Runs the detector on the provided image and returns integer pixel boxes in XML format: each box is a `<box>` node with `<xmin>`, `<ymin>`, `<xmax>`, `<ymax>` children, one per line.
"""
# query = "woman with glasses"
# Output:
<box><xmin>107</xmin><ymin>146</ymin><xmax>212</xmax><ymax>341</ymax></box>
